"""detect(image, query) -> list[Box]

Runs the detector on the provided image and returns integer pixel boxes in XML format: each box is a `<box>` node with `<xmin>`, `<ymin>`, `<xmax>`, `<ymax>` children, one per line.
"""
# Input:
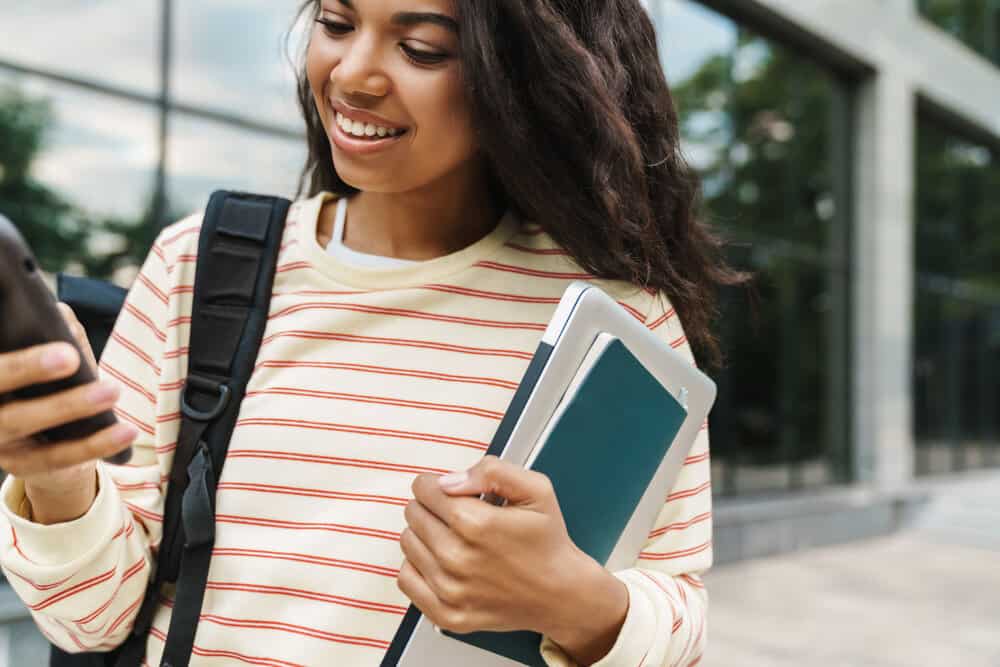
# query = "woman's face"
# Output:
<box><xmin>306</xmin><ymin>0</ymin><xmax>477</xmax><ymax>194</ymax></box>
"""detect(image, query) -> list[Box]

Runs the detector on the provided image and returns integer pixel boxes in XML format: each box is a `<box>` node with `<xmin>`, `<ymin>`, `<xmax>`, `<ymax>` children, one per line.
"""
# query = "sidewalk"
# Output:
<box><xmin>703</xmin><ymin>471</ymin><xmax>1000</xmax><ymax>666</ymax></box>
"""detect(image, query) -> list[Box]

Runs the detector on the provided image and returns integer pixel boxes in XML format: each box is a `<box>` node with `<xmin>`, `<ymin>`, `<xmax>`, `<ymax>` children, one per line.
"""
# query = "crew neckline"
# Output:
<box><xmin>326</xmin><ymin>197</ymin><xmax>422</xmax><ymax>268</ymax></box>
<box><xmin>297</xmin><ymin>192</ymin><xmax>521</xmax><ymax>290</ymax></box>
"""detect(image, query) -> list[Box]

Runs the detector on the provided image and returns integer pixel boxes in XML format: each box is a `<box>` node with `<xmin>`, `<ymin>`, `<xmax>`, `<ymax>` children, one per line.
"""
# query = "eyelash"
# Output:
<box><xmin>313</xmin><ymin>18</ymin><xmax>450</xmax><ymax>66</ymax></box>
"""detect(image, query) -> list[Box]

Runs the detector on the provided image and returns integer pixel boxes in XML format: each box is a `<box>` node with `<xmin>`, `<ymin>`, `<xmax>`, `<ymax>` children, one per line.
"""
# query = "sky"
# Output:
<box><xmin>0</xmin><ymin>0</ymin><xmax>736</xmax><ymax>222</ymax></box>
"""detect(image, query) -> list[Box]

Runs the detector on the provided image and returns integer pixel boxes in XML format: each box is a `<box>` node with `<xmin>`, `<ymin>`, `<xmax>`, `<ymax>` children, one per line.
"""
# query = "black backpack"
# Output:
<box><xmin>49</xmin><ymin>191</ymin><xmax>291</xmax><ymax>667</ymax></box>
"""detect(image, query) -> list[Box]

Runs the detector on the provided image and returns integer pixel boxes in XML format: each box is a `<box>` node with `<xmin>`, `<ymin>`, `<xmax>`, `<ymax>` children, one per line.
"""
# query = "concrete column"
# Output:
<box><xmin>852</xmin><ymin>69</ymin><xmax>916</xmax><ymax>489</ymax></box>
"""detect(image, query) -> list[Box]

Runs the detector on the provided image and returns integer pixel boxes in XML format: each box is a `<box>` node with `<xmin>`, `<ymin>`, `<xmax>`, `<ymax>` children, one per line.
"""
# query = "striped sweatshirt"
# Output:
<box><xmin>0</xmin><ymin>192</ymin><xmax>712</xmax><ymax>667</ymax></box>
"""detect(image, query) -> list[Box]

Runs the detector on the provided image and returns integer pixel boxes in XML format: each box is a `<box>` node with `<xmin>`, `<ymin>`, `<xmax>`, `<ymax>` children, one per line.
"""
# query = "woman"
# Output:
<box><xmin>0</xmin><ymin>1</ymin><xmax>742</xmax><ymax>665</ymax></box>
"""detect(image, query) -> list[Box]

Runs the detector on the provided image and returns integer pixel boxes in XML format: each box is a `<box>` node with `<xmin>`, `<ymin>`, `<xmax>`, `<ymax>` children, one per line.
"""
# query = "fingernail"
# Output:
<box><xmin>88</xmin><ymin>382</ymin><xmax>119</xmax><ymax>403</ymax></box>
<box><xmin>41</xmin><ymin>345</ymin><xmax>74</xmax><ymax>371</ymax></box>
<box><xmin>439</xmin><ymin>471</ymin><xmax>468</xmax><ymax>488</ymax></box>
<box><xmin>112</xmin><ymin>424</ymin><xmax>139</xmax><ymax>445</ymax></box>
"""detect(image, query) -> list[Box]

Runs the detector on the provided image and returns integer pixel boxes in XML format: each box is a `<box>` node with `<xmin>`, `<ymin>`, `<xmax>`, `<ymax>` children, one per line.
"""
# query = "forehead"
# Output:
<box><xmin>333</xmin><ymin>0</ymin><xmax>456</xmax><ymax>15</ymax></box>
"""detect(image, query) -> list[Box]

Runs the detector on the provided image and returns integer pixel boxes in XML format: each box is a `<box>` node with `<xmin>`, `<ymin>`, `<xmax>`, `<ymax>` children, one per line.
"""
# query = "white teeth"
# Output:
<box><xmin>336</xmin><ymin>112</ymin><xmax>402</xmax><ymax>140</ymax></box>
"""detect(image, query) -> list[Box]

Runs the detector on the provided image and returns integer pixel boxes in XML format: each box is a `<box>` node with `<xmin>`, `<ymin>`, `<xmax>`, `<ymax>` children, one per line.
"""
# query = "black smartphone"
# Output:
<box><xmin>0</xmin><ymin>213</ymin><xmax>132</xmax><ymax>465</ymax></box>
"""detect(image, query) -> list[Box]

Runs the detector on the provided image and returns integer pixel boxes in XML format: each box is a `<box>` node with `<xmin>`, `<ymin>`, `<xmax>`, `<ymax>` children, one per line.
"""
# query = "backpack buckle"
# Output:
<box><xmin>180</xmin><ymin>374</ymin><xmax>231</xmax><ymax>422</ymax></box>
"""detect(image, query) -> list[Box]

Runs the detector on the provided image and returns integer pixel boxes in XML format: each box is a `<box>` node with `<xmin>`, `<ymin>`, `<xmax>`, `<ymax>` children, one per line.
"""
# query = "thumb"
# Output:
<box><xmin>438</xmin><ymin>455</ymin><xmax>549</xmax><ymax>507</ymax></box>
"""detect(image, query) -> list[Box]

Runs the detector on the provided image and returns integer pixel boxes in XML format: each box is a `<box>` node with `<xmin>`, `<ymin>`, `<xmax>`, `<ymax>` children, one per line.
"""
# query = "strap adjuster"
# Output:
<box><xmin>180</xmin><ymin>374</ymin><xmax>231</xmax><ymax>422</ymax></box>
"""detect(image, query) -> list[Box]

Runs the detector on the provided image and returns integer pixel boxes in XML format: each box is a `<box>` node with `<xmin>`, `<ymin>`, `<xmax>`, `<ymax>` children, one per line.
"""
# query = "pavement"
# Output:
<box><xmin>703</xmin><ymin>470</ymin><xmax>1000</xmax><ymax>667</ymax></box>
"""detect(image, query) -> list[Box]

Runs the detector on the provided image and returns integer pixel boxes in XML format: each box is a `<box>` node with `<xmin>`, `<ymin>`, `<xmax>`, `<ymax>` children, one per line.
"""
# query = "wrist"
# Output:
<box><xmin>543</xmin><ymin>551</ymin><xmax>629</xmax><ymax>665</ymax></box>
<box><xmin>23</xmin><ymin>464</ymin><xmax>100</xmax><ymax>525</ymax></box>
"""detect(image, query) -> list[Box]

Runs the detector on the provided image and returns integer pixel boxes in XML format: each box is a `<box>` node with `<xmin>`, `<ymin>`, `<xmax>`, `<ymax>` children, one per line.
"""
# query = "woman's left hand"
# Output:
<box><xmin>398</xmin><ymin>455</ymin><xmax>629</xmax><ymax>660</ymax></box>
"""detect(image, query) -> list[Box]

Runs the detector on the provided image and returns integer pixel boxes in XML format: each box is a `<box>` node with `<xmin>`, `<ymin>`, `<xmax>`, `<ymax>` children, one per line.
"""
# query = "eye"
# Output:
<box><xmin>315</xmin><ymin>17</ymin><xmax>352</xmax><ymax>37</ymax></box>
<box><xmin>400</xmin><ymin>43</ymin><xmax>450</xmax><ymax>66</ymax></box>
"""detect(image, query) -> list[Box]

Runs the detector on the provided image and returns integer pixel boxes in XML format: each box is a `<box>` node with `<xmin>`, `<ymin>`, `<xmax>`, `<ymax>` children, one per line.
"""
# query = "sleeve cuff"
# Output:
<box><xmin>1</xmin><ymin>464</ymin><xmax>124</xmax><ymax>568</ymax></box>
<box><xmin>540</xmin><ymin>570</ymin><xmax>657</xmax><ymax>667</ymax></box>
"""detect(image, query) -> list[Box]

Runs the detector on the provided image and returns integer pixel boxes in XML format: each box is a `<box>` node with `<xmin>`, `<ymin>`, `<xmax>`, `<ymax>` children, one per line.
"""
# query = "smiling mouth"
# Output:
<box><xmin>334</xmin><ymin>111</ymin><xmax>409</xmax><ymax>141</ymax></box>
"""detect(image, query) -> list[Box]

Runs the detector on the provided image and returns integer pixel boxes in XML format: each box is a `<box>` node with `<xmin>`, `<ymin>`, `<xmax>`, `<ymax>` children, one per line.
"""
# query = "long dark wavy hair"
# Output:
<box><xmin>290</xmin><ymin>0</ymin><xmax>747</xmax><ymax>368</ymax></box>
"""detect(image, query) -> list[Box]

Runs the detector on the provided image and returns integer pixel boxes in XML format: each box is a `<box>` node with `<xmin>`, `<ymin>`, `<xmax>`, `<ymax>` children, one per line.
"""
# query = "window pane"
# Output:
<box><xmin>171</xmin><ymin>0</ymin><xmax>304</xmax><ymax>130</ymax></box>
<box><xmin>166</xmin><ymin>112</ymin><xmax>306</xmax><ymax>217</ymax></box>
<box><xmin>0</xmin><ymin>72</ymin><xmax>159</xmax><ymax>284</ymax></box>
<box><xmin>0</xmin><ymin>1</ymin><xmax>159</xmax><ymax>96</ymax></box>
<box><xmin>914</xmin><ymin>117</ymin><xmax>1000</xmax><ymax>475</ymax></box>
<box><xmin>652</xmin><ymin>0</ymin><xmax>852</xmax><ymax>496</ymax></box>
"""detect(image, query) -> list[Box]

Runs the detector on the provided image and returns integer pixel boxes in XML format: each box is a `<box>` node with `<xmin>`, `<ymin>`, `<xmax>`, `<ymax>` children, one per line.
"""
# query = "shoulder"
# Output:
<box><xmin>498</xmin><ymin>221</ymin><xmax>658</xmax><ymax>323</ymax></box>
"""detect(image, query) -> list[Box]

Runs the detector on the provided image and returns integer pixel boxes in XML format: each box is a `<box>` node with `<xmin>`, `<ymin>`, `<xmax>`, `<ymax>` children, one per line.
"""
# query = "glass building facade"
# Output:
<box><xmin>0</xmin><ymin>0</ymin><xmax>995</xmax><ymax>516</ymax></box>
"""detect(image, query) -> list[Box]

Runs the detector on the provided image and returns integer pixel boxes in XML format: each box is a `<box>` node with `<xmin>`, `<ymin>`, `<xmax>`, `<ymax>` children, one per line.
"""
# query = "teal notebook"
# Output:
<box><xmin>442</xmin><ymin>335</ymin><xmax>688</xmax><ymax>665</ymax></box>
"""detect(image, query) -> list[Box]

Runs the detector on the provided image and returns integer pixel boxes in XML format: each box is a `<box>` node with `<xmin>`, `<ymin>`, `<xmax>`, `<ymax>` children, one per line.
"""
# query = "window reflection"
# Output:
<box><xmin>166</xmin><ymin>112</ymin><xmax>306</xmax><ymax>216</ymax></box>
<box><xmin>652</xmin><ymin>0</ymin><xmax>852</xmax><ymax>495</ymax></box>
<box><xmin>0</xmin><ymin>73</ymin><xmax>158</xmax><ymax>284</ymax></box>
<box><xmin>0</xmin><ymin>1</ymin><xmax>159</xmax><ymax>95</ymax></box>
<box><xmin>172</xmin><ymin>0</ymin><xmax>304</xmax><ymax>129</ymax></box>
<box><xmin>914</xmin><ymin>118</ymin><xmax>1000</xmax><ymax>475</ymax></box>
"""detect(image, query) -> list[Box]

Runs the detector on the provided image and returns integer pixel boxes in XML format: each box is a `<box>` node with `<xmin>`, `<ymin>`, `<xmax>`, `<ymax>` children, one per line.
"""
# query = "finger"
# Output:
<box><xmin>404</xmin><ymin>499</ymin><xmax>464</xmax><ymax>570</ymax></box>
<box><xmin>412</xmin><ymin>473</ymin><xmax>470</xmax><ymax>528</ymax></box>
<box><xmin>440</xmin><ymin>455</ymin><xmax>553</xmax><ymax>509</ymax></box>
<box><xmin>400</xmin><ymin>526</ymin><xmax>456</xmax><ymax>595</ymax></box>
<box><xmin>0</xmin><ymin>380</ymin><xmax>121</xmax><ymax>443</ymax></box>
<box><xmin>0</xmin><ymin>343</ymin><xmax>80</xmax><ymax>395</ymax></box>
<box><xmin>57</xmin><ymin>303</ymin><xmax>97</xmax><ymax>371</ymax></box>
<box><xmin>397</xmin><ymin>559</ymin><xmax>447</xmax><ymax>623</ymax></box>
<box><xmin>0</xmin><ymin>421</ymin><xmax>138</xmax><ymax>477</ymax></box>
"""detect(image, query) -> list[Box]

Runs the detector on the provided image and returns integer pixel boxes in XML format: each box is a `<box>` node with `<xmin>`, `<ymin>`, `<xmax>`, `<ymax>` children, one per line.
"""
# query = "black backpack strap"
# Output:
<box><xmin>115</xmin><ymin>191</ymin><xmax>290</xmax><ymax>667</ymax></box>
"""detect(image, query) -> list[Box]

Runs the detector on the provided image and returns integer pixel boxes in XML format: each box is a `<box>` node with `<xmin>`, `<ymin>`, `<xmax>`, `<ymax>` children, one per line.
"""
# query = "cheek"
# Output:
<box><xmin>305</xmin><ymin>38</ymin><xmax>336</xmax><ymax>117</ymax></box>
<box><xmin>411</xmin><ymin>73</ymin><xmax>477</xmax><ymax>159</ymax></box>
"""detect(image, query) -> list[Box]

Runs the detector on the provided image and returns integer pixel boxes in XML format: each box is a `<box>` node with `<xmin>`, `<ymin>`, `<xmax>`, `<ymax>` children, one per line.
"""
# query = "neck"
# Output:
<box><xmin>319</xmin><ymin>166</ymin><xmax>502</xmax><ymax>261</ymax></box>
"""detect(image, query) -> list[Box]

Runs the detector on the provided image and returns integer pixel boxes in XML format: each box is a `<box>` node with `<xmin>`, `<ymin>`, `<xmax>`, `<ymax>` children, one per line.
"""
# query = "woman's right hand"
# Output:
<box><xmin>0</xmin><ymin>304</ymin><xmax>138</xmax><ymax>496</ymax></box>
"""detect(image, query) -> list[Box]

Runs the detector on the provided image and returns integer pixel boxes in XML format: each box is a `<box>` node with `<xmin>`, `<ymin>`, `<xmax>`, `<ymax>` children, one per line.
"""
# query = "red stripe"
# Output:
<box><xmin>639</xmin><ymin>540</ymin><xmax>712</xmax><ymax>561</ymax></box>
<box><xmin>156</xmin><ymin>411</ymin><xmax>180</xmax><ymax>424</ymax></box>
<box><xmin>110</xmin><ymin>332</ymin><xmax>162</xmax><ymax>375</ymax></box>
<box><xmin>235</xmin><ymin>417</ymin><xmax>489</xmax><ymax>451</ymax></box>
<box><xmin>226</xmin><ymin>449</ymin><xmax>452</xmax><ymax>476</ymax></box>
<box><xmin>253</xmin><ymin>360</ymin><xmax>519</xmax><ymax>391</ymax></box>
<box><xmin>671</xmin><ymin>334</ymin><xmax>688</xmax><ymax>349</ymax></box>
<box><xmin>135</xmin><ymin>273</ymin><xmax>168</xmax><ymax>305</ymax></box>
<box><xmin>217</xmin><ymin>481</ymin><xmax>409</xmax><ymax>507</ymax></box>
<box><xmin>260</xmin><ymin>330</ymin><xmax>533</xmax><ymax>361</ymax></box>
<box><xmin>679</xmin><ymin>573</ymin><xmax>705</xmax><ymax>589</ymax></box>
<box><xmin>168</xmin><ymin>284</ymin><xmax>194</xmax><ymax>296</ymax></box>
<box><xmin>124</xmin><ymin>501</ymin><xmax>163</xmax><ymax>523</ymax></box>
<box><xmin>113</xmin><ymin>407</ymin><xmax>155</xmax><ymax>436</ymax></box>
<box><xmin>244</xmin><ymin>387</ymin><xmax>504</xmax><ymax>420</ymax></box>
<box><xmin>276</xmin><ymin>261</ymin><xmax>314</xmax><ymax>274</ymax></box>
<box><xmin>684</xmin><ymin>451</ymin><xmax>710</xmax><ymax>466</ymax></box>
<box><xmin>212</xmin><ymin>548</ymin><xmax>400</xmax><ymax>578</ymax></box>
<box><xmin>164</xmin><ymin>346</ymin><xmax>189</xmax><ymax>360</ymax></box>
<box><xmin>166</xmin><ymin>316</ymin><xmax>191</xmax><ymax>328</ymax></box>
<box><xmin>269</xmin><ymin>301</ymin><xmax>547</xmax><ymax>332</ymax></box>
<box><xmin>667</xmin><ymin>480</ymin><xmax>711</xmax><ymax>503</ymax></box>
<box><xmin>123</xmin><ymin>303</ymin><xmax>166</xmax><ymax>342</ymax></box>
<box><xmin>29</xmin><ymin>566</ymin><xmax>117</xmax><ymax>611</ymax></box>
<box><xmin>74</xmin><ymin>556</ymin><xmax>147</xmax><ymax>626</ymax></box>
<box><xmin>114</xmin><ymin>480</ymin><xmax>162</xmax><ymax>492</ymax></box>
<box><xmin>147</xmin><ymin>627</ymin><xmax>306</xmax><ymax>667</ymax></box>
<box><xmin>475</xmin><ymin>260</ymin><xmax>593</xmax><ymax>280</ymax></box>
<box><xmin>503</xmin><ymin>242</ymin><xmax>568</xmax><ymax>255</ymax></box>
<box><xmin>647</xmin><ymin>307</ymin><xmax>676</xmax><ymax>330</ymax></box>
<box><xmin>198</xmin><ymin>613</ymin><xmax>390</xmax><ymax>650</ymax></box>
<box><xmin>159</xmin><ymin>378</ymin><xmax>185</xmax><ymax>391</ymax></box>
<box><xmin>100</xmin><ymin>362</ymin><xmax>155</xmax><ymax>404</ymax></box>
<box><xmin>214</xmin><ymin>513</ymin><xmax>400</xmax><ymax>541</ymax></box>
<box><xmin>161</xmin><ymin>225</ymin><xmax>201</xmax><ymax>247</ymax></box>
<box><xmin>617</xmin><ymin>301</ymin><xmax>645</xmax><ymax>321</ymax></box>
<box><xmin>648</xmin><ymin>512</ymin><xmax>712</xmax><ymax>539</ymax></box>
<box><xmin>421</xmin><ymin>283</ymin><xmax>561</xmax><ymax>304</ymax></box>
<box><xmin>4</xmin><ymin>567</ymin><xmax>74</xmax><ymax>592</ymax></box>
<box><xmin>204</xmin><ymin>581</ymin><xmax>406</xmax><ymax>614</ymax></box>
<box><xmin>151</xmin><ymin>244</ymin><xmax>165</xmax><ymax>262</ymax></box>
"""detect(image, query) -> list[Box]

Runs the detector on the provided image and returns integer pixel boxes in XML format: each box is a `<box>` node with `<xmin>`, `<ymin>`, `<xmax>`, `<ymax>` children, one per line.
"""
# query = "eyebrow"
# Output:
<box><xmin>336</xmin><ymin>0</ymin><xmax>459</xmax><ymax>33</ymax></box>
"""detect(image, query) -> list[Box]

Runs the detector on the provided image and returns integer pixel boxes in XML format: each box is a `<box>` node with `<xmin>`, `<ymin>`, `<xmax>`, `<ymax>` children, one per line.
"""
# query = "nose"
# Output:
<box><xmin>331</xmin><ymin>31</ymin><xmax>391</xmax><ymax>99</ymax></box>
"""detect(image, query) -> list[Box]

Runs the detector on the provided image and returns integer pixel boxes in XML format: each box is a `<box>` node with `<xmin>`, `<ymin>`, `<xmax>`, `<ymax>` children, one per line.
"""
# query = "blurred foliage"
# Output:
<box><xmin>912</xmin><ymin>120</ymin><xmax>1000</xmax><ymax>470</ymax></box>
<box><xmin>918</xmin><ymin>0</ymin><xmax>1000</xmax><ymax>64</ymax></box>
<box><xmin>0</xmin><ymin>84</ymin><xmax>162</xmax><ymax>283</ymax></box>
<box><xmin>672</xmin><ymin>29</ymin><xmax>849</xmax><ymax>476</ymax></box>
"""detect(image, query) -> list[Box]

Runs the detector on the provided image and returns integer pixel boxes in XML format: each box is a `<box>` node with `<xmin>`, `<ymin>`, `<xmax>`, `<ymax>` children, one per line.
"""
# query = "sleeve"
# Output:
<box><xmin>0</xmin><ymin>233</ymin><xmax>177</xmax><ymax>653</ymax></box>
<box><xmin>540</xmin><ymin>291</ymin><xmax>711</xmax><ymax>667</ymax></box>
